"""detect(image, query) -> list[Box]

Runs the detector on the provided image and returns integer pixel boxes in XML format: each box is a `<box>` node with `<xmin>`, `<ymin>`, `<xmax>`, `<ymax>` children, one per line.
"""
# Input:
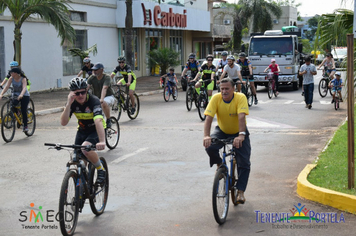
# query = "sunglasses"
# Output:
<box><xmin>74</xmin><ymin>91</ymin><xmax>86</xmax><ymax>96</ymax></box>
<box><xmin>118</xmin><ymin>61</ymin><xmax>125</xmax><ymax>64</ymax></box>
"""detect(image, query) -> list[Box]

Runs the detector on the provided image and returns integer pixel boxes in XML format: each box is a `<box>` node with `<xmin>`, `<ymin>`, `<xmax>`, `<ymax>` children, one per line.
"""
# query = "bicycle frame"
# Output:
<box><xmin>219</xmin><ymin>143</ymin><xmax>235</xmax><ymax>194</ymax></box>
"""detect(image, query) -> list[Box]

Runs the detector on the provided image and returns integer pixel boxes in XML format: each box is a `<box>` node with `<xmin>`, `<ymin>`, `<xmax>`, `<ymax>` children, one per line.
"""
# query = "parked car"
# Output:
<box><xmin>331</xmin><ymin>47</ymin><xmax>347</xmax><ymax>68</ymax></box>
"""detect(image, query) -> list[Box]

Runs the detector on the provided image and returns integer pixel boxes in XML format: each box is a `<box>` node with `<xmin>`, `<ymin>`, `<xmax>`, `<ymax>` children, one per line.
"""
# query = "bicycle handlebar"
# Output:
<box><xmin>44</xmin><ymin>143</ymin><xmax>96</xmax><ymax>151</ymax></box>
<box><xmin>211</xmin><ymin>138</ymin><xmax>234</xmax><ymax>144</ymax></box>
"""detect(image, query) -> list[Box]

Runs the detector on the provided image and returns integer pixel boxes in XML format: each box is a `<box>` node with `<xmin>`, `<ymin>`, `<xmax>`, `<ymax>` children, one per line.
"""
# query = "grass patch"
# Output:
<box><xmin>308</xmin><ymin>111</ymin><xmax>356</xmax><ymax>195</ymax></box>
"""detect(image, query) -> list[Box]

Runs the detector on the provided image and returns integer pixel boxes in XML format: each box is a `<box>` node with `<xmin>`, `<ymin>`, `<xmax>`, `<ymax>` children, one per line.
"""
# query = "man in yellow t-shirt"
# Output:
<box><xmin>203</xmin><ymin>77</ymin><xmax>251</xmax><ymax>204</ymax></box>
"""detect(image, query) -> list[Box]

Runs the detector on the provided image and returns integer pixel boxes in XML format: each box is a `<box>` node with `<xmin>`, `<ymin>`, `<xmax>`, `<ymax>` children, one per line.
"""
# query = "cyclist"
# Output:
<box><xmin>111</xmin><ymin>56</ymin><xmax>137</xmax><ymax>115</ymax></box>
<box><xmin>0</xmin><ymin>61</ymin><xmax>31</xmax><ymax>91</ymax></box>
<box><xmin>60</xmin><ymin>77</ymin><xmax>106</xmax><ymax>184</ymax></box>
<box><xmin>317</xmin><ymin>53</ymin><xmax>336</xmax><ymax>80</ymax></box>
<box><xmin>161</xmin><ymin>68</ymin><xmax>178</xmax><ymax>94</ymax></box>
<box><xmin>329</xmin><ymin>72</ymin><xmax>343</xmax><ymax>103</ymax></box>
<box><xmin>0</xmin><ymin>67</ymin><xmax>31</xmax><ymax>132</ymax></box>
<box><xmin>218</xmin><ymin>55</ymin><xmax>243</xmax><ymax>92</ymax></box>
<box><xmin>217</xmin><ymin>51</ymin><xmax>228</xmax><ymax>71</ymax></box>
<box><xmin>77</xmin><ymin>57</ymin><xmax>94</xmax><ymax>78</ymax></box>
<box><xmin>87</xmin><ymin>63</ymin><xmax>115</xmax><ymax>128</ymax></box>
<box><xmin>204</xmin><ymin>77</ymin><xmax>251</xmax><ymax>204</ymax></box>
<box><xmin>192</xmin><ymin>54</ymin><xmax>216</xmax><ymax>101</ymax></box>
<box><xmin>181</xmin><ymin>53</ymin><xmax>201</xmax><ymax>83</ymax></box>
<box><xmin>264</xmin><ymin>59</ymin><xmax>280</xmax><ymax>95</ymax></box>
<box><xmin>237</xmin><ymin>52</ymin><xmax>258</xmax><ymax>105</ymax></box>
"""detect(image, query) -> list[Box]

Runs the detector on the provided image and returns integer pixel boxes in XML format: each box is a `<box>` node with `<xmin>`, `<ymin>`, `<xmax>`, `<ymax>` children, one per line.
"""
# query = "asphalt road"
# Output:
<box><xmin>0</xmin><ymin>73</ymin><xmax>355</xmax><ymax>236</ymax></box>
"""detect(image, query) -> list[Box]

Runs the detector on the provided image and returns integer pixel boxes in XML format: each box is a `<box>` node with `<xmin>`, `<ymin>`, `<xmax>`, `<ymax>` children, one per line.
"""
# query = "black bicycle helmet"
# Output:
<box><xmin>221</xmin><ymin>51</ymin><xmax>228</xmax><ymax>56</ymax></box>
<box><xmin>227</xmin><ymin>55</ymin><xmax>235</xmax><ymax>61</ymax></box>
<box><xmin>189</xmin><ymin>53</ymin><xmax>196</xmax><ymax>59</ymax></box>
<box><xmin>69</xmin><ymin>77</ymin><xmax>88</xmax><ymax>91</ymax></box>
<box><xmin>117</xmin><ymin>56</ymin><xmax>126</xmax><ymax>62</ymax></box>
<box><xmin>206</xmin><ymin>54</ymin><xmax>214</xmax><ymax>60</ymax></box>
<box><xmin>239</xmin><ymin>52</ymin><xmax>246</xmax><ymax>58</ymax></box>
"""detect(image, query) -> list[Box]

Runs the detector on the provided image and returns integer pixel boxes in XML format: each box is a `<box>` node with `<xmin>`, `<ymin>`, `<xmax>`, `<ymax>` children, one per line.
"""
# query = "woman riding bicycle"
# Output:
<box><xmin>0</xmin><ymin>67</ymin><xmax>30</xmax><ymax>132</ymax></box>
<box><xmin>317</xmin><ymin>53</ymin><xmax>336</xmax><ymax>80</ymax></box>
<box><xmin>264</xmin><ymin>59</ymin><xmax>280</xmax><ymax>95</ymax></box>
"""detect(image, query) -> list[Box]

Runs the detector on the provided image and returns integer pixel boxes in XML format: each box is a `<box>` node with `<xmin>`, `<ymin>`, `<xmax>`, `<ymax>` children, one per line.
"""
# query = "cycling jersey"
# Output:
<box><xmin>112</xmin><ymin>64</ymin><xmax>137</xmax><ymax>83</ymax></box>
<box><xmin>199</xmin><ymin>64</ymin><xmax>216</xmax><ymax>81</ymax></box>
<box><xmin>69</xmin><ymin>93</ymin><xmax>105</xmax><ymax>133</ymax></box>
<box><xmin>185</xmin><ymin>60</ymin><xmax>200</xmax><ymax>77</ymax></box>
<box><xmin>81</xmin><ymin>63</ymin><xmax>94</xmax><ymax>77</ymax></box>
<box><xmin>236</xmin><ymin>59</ymin><xmax>251</xmax><ymax>76</ymax></box>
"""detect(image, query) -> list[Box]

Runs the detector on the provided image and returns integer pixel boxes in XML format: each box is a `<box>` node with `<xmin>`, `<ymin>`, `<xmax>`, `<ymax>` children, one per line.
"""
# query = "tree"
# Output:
<box><xmin>68</xmin><ymin>44</ymin><xmax>98</xmax><ymax>77</ymax></box>
<box><xmin>147</xmin><ymin>48</ymin><xmax>180</xmax><ymax>76</ymax></box>
<box><xmin>304</xmin><ymin>15</ymin><xmax>321</xmax><ymax>41</ymax></box>
<box><xmin>125</xmin><ymin>0</ymin><xmax>134</xmax><ymax>67</ymax></box>
<box><xmin>0</xmin><ymin>0</ymin><xmax>75</xmax><ymax>65</ymax></box>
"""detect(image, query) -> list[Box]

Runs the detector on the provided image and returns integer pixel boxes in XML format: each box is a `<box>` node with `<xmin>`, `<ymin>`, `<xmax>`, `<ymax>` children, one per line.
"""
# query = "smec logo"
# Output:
<box><xmin>19</xmin><ymin>203</ymin><xmax>73</xmax><ymax>230</ymax></box>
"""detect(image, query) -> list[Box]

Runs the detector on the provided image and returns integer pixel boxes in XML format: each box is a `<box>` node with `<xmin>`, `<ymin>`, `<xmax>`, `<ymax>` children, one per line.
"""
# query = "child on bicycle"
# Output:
<box><xmin>329</xmin><ymin>72</ymin><xmax>343</xmax><ymax>103</ymax></box>
<box><xmin>264</xmin><ymin>59</ymin><xmax>280</xmax><ymax>95</ymax></box>
<box><xmin>161</xmin><ymin>68</ymin><xmax>178</xmax><ymax>92</ymax></box>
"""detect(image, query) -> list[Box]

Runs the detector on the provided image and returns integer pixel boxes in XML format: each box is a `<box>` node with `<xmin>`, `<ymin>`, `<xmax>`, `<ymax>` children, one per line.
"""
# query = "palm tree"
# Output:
<box><xmin>0</xmin><ymin>0</ymin><xmax>75</xmax><ymax>65</ymax></box>
<box><xmin>125</xmin><ymin>0</ymin><xmax>134</xmax><ymax>66</ymax></box>
<box><xmin>147</xmin><ymin>48</ymin><xmax>180</xmax><ymax>76</ymax></box>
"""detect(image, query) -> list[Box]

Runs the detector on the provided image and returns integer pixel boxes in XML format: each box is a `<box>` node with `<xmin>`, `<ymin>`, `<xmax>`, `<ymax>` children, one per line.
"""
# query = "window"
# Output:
<box><xmin>169</xmin><ymin>30</ymin><xmax>183</xmax><ymax>64</ymax></box>
<box><xmin>69</xmin><ymin>11</ymin><xmax>86</xmax><ymax>22</ymax></box>
<box><xmin>62</xmin><ymin>30</ymin><xmax>87</xmax><ymax>76</ymax></box>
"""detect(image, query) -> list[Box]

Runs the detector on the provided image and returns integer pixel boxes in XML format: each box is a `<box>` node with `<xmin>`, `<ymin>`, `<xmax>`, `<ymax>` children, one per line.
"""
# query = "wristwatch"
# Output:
<box><xmin>239</xmin><ymin>131</ymin><xmax>246</xmax><ymax>136</ymax></box>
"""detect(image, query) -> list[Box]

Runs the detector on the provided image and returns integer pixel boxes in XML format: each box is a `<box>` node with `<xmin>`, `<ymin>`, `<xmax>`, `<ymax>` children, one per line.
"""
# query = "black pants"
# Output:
<box><xmin>13</xmin><ymin>96</ymin><xmax>30</xmax><ymax>127</ymax></box>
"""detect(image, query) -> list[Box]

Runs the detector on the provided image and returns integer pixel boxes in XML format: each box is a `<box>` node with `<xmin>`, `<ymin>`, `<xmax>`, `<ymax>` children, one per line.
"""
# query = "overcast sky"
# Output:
<box><xmin>225</xmin><ymin>0</ymin><xmax>354</xmax><ymax>17</ymax></box>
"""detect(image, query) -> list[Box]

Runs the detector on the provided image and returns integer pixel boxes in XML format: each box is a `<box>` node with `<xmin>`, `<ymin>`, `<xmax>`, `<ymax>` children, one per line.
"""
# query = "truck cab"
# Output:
<box><xmin>248</xmin><ymin>30</ymin><xmax>302</xmax><ymax>90</ymax></box>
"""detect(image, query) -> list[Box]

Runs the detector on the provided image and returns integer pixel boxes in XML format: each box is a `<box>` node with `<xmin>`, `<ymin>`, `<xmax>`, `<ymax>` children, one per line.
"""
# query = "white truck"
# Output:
<box><xmin>247</xmin><ymin>30</ymin><xmax>303</xmax><ymax>90</ymax></box>
<box><xmin>331</xmin><ymin>46</ymin><xmax>347</xmax><ymax>68</ymax></box>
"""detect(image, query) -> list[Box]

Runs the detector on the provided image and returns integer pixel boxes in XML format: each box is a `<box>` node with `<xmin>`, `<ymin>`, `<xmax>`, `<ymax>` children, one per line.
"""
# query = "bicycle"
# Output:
<box><xmin>211</xmin><ymin>138</ymin><xmax>239</xmax><ymax>225</ymax></box>
<box><xmin>105</xmin><ymin>116</ymin><xmax>119</xmax><ymax>149</ymax></box>
<box><xmin>1</xmin><ymin>87</ymin><xmax>35</xmax><ymax>119</ymax></box>
<box><xmin>331</xmin><ymin>84</ymin><xmax>343</xmax><ymax>110</ymax></box>
<box><xmin>318</xmin><ymin>67</ymin><xmax>333</xmax><ymax>98</ymax></box>
<box><xmin>239</xmin><ymin>76</ymin><xmax>254</xmax><ymax>107</ymax></box>
<box><xmin>44</xmin><ymin>143</ymin><xmax>109</xmax><ymax>236</ymax></box>
<box><xmin>163</xmin><ymin>80</ymin><xmax>178</xmax><ymax>102</ymax></box>
<box><xmin>112</xmin><ymin>84</ymin><xmax>140</xmax><ymax>121</ymax></box>
<box><xmin>185</xmin><ymin>81</ymin><xmax>199</xmax><ymax>111</ymax></box>
<box><xmin>266</xmin><ymin>72</ymin><xmax>278</xmax><ymax>99</ymax></box>
<box><xmin>1</xmin><ymin>95</ymin><xmax>36</xmax><ymax>142</ymax></box>
<box><xmin>197</xmin><ymin>79</ymin><xmax>210</xmax><ymax>121</ymax></box>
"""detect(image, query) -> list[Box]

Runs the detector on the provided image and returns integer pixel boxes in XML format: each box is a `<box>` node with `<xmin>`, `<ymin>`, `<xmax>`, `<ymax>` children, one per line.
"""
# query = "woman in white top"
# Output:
<box><xmin>317</xmin><ymin>53</ymin><xmax>336</xmax><ymax>79</ymax></box>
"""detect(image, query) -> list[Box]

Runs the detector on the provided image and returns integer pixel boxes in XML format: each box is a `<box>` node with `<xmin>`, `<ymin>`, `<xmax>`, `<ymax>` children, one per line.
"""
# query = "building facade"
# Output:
<box><xmin>0</xmin><ymin>0</ymin><xmax>210</xmax><ymax>91</ymax></box>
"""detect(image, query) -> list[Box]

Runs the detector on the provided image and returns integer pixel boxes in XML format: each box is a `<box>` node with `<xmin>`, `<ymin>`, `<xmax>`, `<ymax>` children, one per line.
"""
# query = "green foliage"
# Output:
<box><xmin>304</xmin><ymin>15</ymin><xmax>322</xmax><ymax>41</ymax></box>
<box><xmin>68</xmin><ymin>44</ymin><xmax>98</xmax><ymax>61</ymax></box>
<box><xmin>147</xmin><ymin>48</ymin><xmax>180</xmax><ymax>75</ymax></box>
<box><xmin>0</xmin><ymin>0</ymin><xmax>75</xmax><ymax>65</ymax></box>
<box><xmin>300</xmin><ymin>38</ymin><xmax>312</xmax><ymax>54</ymax></box>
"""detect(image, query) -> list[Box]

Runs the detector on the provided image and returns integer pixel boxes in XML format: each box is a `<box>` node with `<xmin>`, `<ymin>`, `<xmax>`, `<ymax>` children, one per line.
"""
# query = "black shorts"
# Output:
<box><xmin>75</xmin><ymin>130</ymin><xmax>99</xmax><ymax>146</ymax></box>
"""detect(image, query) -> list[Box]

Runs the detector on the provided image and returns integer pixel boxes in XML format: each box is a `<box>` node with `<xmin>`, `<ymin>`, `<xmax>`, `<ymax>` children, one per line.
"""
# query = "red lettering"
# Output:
<box><xmin>162</xmin><ymin>12</ymin><xmax>167</xmax><ymax>26</ymax></box>
<box><xmin>142</xmin><ymin>3</ymin><xmax>152</xmax><ymax>25</ymax></box>
<box><xmin>183</xmin><ymin>10</ymin><xmax>187</xmax><ymax>27</ymax></box>
<box><xmin>170</xmin><ymin>10</ymin><xmax>175</xmax><ymax>26</ymax></box>
<box><xmin>175</xmin><ymin>14</ymin><xmax>180</xmax><ymax>27</ymax></box>
<box><xmin>154</xmin><ymin>5</ymin><xmax>161</xmax><ymax>26</ymax></box>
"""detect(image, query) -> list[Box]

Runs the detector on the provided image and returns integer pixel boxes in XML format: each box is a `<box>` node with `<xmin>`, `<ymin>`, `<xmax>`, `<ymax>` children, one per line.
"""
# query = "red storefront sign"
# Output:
<box><xmin>142</xmin><ymin>3</ymin><xmax>187</xmax><ymax>28</ymax></box>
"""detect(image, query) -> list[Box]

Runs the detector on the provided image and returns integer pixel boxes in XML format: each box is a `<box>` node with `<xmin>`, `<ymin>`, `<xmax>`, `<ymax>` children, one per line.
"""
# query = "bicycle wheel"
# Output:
<box><xmin>116</xmin><ymin>96</ymin><xmax>124</xmax><ymax>121</ymax></box>
<box><xmin>230</xmin><ymin>159</ymin><xmax>239</xmax><ymax>206</ymax></box>
<box><xmin>89</xmin><ymin>157</ymin><xmax>109</xmax><ymax>215</ymax></box>
<box><xmin>318</xmin><ymin>79</ymin><xmax>328</xmax><ymax>98</ymax></box>
<box><xmin>105</xmin><ymin>117</ymin><xmax>119</xmax><ymax>149</ymax></box>
<box><xmin>1</xmin><ymin>112</ymin><xmax>15</xmax><ymax>143</ymax></box>
<box><xmin>247</xmin><ymin>85</ymin><xmax>253</xmax><ymax>107</ymax></box>
<box><xmin>186</xmin><ymin>88</ymin><xmax>193</xmax><ymax>111</ymax></box>
<box><xmin>267</xmin><ymin>81</ymin><xmax>273</xmax><ymax>99</ymax></box>
<box><xmin>24</xmin><ymin>108</ymin><xmax>36</xmax><ymax>137</ymax></box>
<box><xmin>127</xmin><ymin>94</ymin><xmax>140</xmax><ymax>120</ymax></box>
<box><xmin>0</xmin><ymin>100</ymin><xmax>11</xmax><ymax>119</ymax></box>
<box><xmin>329</xmin><ymin>87</ymin><xmax>333</xmax><ymax>96</ymax></box>
<box><xmin>212</xmin><ymin>168</ymin><xmax>229</xmax><ymax>225</ymax></box>
<box><xmin>58</xmin><ymin>170</ymin><xmax>79</xmax><ymax>236</ymax></box>
<box><xmin>334</xmin><ymin>97</ymin><xmax>338</xmax><ymax>110</ymax></box>
<box><xmin>29</xmin><ymin>98</ymin><xmax>35</xmax><ymax>113</ymax></box>
<box><xmin>173</xmin><ymin>86</ymin><xmax>178</xmax><ymax>100</ymax></box>
<box><xmin>197</xmin><ymin>93</ymin><xmax>208</xmax><ymax>121</ymax></box>
<box><xmin>163</xmin><ymin>86</ymin><xmax>170</xmax><ymax>102</ymax></box>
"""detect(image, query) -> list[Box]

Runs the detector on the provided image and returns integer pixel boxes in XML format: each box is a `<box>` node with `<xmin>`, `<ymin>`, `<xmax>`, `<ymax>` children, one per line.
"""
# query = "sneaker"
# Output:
<box><xmin>254</xmin><ymin>97</ymin><xmax>258</xmax><ymax>105</ymax></box>
<box><xmin>340</xmin><ymin>98</ymin><xmax>343</xmax><ymax>102</ymax></box>
<box><xmin>308</xmin><ymin>104</ymin><xmax>312</xmax><ymax>109</ymax></box>
<box><xmin>130</xmin><ymin>107</ymin><xmax>136</xmax><ymax>115</ymax></box>
<box><xmin>96</xmin><ymin>169</ymin><xmax>106</xmax><ymax>185</ymax></box>
<box><xmin>301</xmin><ymin>91</ymin><xmax>304</xmax><ymax>96</ymax></box>
<box><xmin>106</xmin><ymin>119</ymin><xmax>111</xmax><ymax>129</ymax></box>
<box><xmin>237</xmin><ymin>190</ymin><xmax>246</xmax><ymax>204</ymax></box>
<box><xmin>23</xmin><ymin>126</ymin><xmax>29</xmax><ymax>132</ymax></box>
<box><xmin>331</xmin><ymin>99</ymin><xmax>334</xmax><ymax>103</ymax></box>
<box><xmin>276</xmin><ymin>91</ymin><xmax>279</xmax><ymax>96</ymax></box>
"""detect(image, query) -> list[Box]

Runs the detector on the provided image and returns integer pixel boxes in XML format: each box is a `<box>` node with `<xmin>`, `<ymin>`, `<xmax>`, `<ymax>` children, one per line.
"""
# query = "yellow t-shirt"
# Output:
<box><xmin>204</xmin><ymin>92</ymin><xmax>249</xmax><ymax>134</ymax></box>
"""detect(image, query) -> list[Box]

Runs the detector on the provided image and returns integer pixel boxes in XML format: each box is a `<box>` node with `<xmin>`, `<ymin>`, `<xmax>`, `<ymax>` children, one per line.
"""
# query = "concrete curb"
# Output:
<box><xmin>297</xmin><ymin>164</ymin><xmax>356</xmax><ymax>214</ymax></box>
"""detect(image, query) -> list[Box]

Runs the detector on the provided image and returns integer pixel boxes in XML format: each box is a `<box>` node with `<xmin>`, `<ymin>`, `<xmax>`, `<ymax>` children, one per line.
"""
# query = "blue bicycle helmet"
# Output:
<box><xmin>10</xmin><ymin>61</ymin><xmax>19</xmax><ymax>67</ymax></box>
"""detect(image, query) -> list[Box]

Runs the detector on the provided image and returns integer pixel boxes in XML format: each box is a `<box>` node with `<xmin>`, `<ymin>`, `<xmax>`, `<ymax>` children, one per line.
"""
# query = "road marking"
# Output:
<box><xmin>320</xmin><ymin>101</ymin><xmax>331</xmax><ymax>105</ymax></box>
<box><xmin>258</xmin><ymin>100</ymin><xmax>273</xmax><ymax>104</ymax></box>
<box><xmin>284</xmin><ymin>100</ymin><xmax>294</xmax><ymax>104</ymax></box>
<box><xmin>112</xmin><ymin>147</ymin><xmax>149</xmax><ymax>164</ymax></box>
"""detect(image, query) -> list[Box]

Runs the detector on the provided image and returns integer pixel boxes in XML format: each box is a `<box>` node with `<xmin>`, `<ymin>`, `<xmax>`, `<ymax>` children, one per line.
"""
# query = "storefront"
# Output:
<box><xmin>116</xmin><ymin>1</ymin><xmax>210</xmax><ymax>76</ymax></box>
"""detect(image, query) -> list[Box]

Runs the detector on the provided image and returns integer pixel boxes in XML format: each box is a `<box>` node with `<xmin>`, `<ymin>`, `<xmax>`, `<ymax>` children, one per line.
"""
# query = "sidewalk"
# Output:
<box><xmin>0</xmin><ymin>75</ymin><xmax>166</xmax><ymax>116</ymax></box>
